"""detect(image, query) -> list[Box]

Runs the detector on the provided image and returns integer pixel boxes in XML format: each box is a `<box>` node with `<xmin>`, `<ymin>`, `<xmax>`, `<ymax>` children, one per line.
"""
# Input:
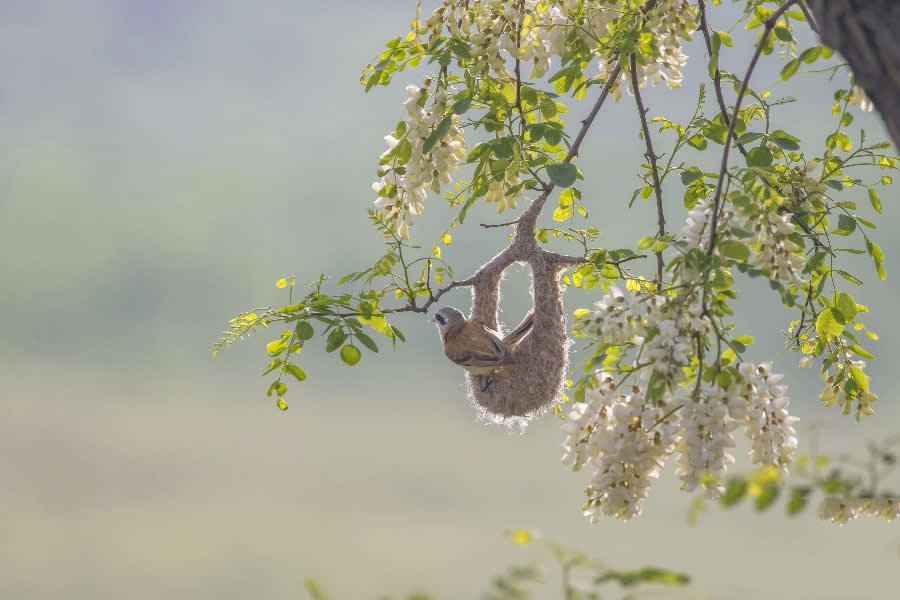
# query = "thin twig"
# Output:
<box><xmin>544</xmin><ymin>251</ymin><xmax>589</xmax><ymax>266</ymax></box>
<box><xmin>513</xmin><ymin>0</ymin><xmax>525</xmax><ymax>117</ymax></box>
<box><xmin>629</xmin><ymin>53</ymin><xmax>666</xmax><ymax>282</ymax></box>
<box><xmin>707</xmin><ymin>0</ymin><xmax>798</xmax><ymax>256</ymax></box>
<box><xmin>480</xmin><ymin>218</ymin><xmax>521</xmax><ymax>229</ymax></box>
<box><xmin>697</xmin><ymin>0</ymin><xmax>749</xmax><ymax>159</ymax></box>
<box><xmin>515</xmin><ymin>59</ymin><xmax>624</xmax><ymax>236</ymax></box>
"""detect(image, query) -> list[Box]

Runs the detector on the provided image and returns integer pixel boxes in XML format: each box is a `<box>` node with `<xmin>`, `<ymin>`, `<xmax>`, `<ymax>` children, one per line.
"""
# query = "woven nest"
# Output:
<box><xmin>465</xmin><ymin>250</ymin><xmax>570</xmax><ymax>421</ymax></box>
<box><xmin>446</xmin><ymin>200</ymin><xmax>584</xmax><ymax>423</ymax></box>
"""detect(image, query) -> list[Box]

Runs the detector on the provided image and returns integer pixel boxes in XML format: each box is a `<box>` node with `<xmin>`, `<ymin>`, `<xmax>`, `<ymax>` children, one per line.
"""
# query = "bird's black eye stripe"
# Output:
<box><xmin>435</xmin><ymin>313</ymin><xmax>446</xmax><ymax>325</ymax></box>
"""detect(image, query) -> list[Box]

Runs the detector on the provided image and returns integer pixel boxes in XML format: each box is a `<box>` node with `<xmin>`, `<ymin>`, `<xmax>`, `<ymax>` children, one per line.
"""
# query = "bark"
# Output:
<box><xmin>807</xmin><ymin>0</ymin><xmax>900</xmax><ymax>147</ymax></box>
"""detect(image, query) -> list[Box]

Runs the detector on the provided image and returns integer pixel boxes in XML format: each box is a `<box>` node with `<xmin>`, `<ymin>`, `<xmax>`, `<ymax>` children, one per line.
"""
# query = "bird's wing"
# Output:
<box><xmin>445</xmin><ymin>323</ymin><xmax>509</xmax><ymax>368</ymax></box>
<box><xmin>502</xmin><ymin>309</ymin><xmax>534</xmax><ymax>349</ymax></box>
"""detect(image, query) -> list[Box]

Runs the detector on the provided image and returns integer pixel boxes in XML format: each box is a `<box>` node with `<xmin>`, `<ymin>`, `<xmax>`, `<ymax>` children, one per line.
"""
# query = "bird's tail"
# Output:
<box><xmin>502</xmin><ymin>308</ymin><xmax>534</xmax><ymax>349</ymax></box>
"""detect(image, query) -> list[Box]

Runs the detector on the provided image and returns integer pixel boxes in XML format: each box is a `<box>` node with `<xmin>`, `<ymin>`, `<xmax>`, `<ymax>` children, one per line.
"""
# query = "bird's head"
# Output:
<box><xmin>430</xmin><ymin>306</ymin><xmax>466</xmax><ymax>334</ymax></box>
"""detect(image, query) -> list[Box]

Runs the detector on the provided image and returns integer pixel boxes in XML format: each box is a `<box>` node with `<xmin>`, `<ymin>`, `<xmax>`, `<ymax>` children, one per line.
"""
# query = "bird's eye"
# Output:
<box><xmin>435</xmin><ymin>314</ymin><xmax>446</xmax><ymax>325</ymax></box>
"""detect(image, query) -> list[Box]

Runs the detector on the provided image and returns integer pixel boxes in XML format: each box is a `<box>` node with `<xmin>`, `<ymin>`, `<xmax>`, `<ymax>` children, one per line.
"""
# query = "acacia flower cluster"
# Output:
<box><xmin>740</xmin><ymin>206</ymin><xmax>806</xmax><ymax>285</ymax></box>
<box><xmin>425</xmin><ymin>0</ymin><xmax>570</xmax><ymax>79</ymax></box>
<box><xmin>577</xmin><ymin>285</ymin><xmax>710</xmax><ymax>388</ymax></box>
<box><xmin>372</xmin><ymin>83</ymin><xmax>466</xmax><ymax>237</ymax></box>
<box><xmin>561</xmin><ymin>373</ymin><xmax>678</xmax><ymax>520</ymax></box>
<box><xmin>562</xmin><ymin>359</ymin><xmax>798</xmax><ymax>519</ymax></box>
<box><xmin>618</xmin><ymin>0</ymin><xmax>697</xmax><ymax>91</ymax></box>
<box><xmin>680</xmin><ymin>193</ymin><xmax>806</xmax><ymax>286</ymax></box>
<box><xmin>681</xmin><ymin>198</ymin><xmax>733</xmax><ymax>251</ymax></box>
<box><xmin>818</xmin><ymin>498</ymin><xmax>900</xmax><ymax>524</ymax></box>
<box><xmin>642</xmin><ymin>292</ymin><xmax>709</xmax><ymax>386</ymax></box>
<box><xmin>424</xmin><ymin>1</ymin><xmax>696</xmax><ymax>90</ymax></box>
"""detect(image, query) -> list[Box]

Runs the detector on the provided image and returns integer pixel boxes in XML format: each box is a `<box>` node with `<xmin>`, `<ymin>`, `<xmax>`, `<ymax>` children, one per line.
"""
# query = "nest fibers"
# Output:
<box><xmin>450</xmin><ymin>195</ymin><xmax>585</xmax><ymax>425</ymax></box>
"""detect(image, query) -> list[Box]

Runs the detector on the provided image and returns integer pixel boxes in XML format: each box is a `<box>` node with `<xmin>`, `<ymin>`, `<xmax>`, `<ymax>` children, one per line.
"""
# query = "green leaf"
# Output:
<box><xmin>304</xmin><ymin>578</ymin><xmax>329</xmax><ymax>600</ymax></box>
<box><xmin>737</xmin><ymin>132</ymin><xmax>764</xmax><ymax>145</ymax></box>
<box><xmin>266</xmin><ymin>339</ymin><xmax>288</xmax><ymax>355</ymax></box>
<box><xmin>295</xmin><ymin>321</ymin><xmax>315</xmax><ymax>340</ymax></box>
<box><xmin>769</xmin><ymin>130</ymin><xmax>800</xmax><ymax>151</ymax></box>
<box><xmin>866</xmin><ymin>239</ymin><xmax>887</xmax><ymax>280</ymax></box>
<box><xmin>815</xmin><ymin>308</ymin><xmax>844</xmax><ymax>339</ymax></box>
<box><xmin>773</xmin><ymin>26</ymin><xmax>793</xmax><ymax>42</ymax></box>
<box><xmin>687</xmin><ymin>133</ymin><xmax>707</xmax><ymax>150</ymax></box>
<box><xmin>708</xmin><ymin>31</ymin><xmax>721</xmax><ymax>78</ymax></box>
<box><xmin>850</xmin><ymin>365</ymin><xmax>869</xmax><ymax>391</ymax></box>
<box><xmin>596</xmin><ymin>567</ymin><xmax>690</xmax><ymax>588</ymax></box>
<box><xmin>718</xmin><ymin>240</ymin><xmax>750</xmax><ymax>261</ymax></box>
<box><xmin>540</xmin><ymin>98</ymin><xmax>558</xmax><ymax>119</ymax></box>
<box><xmin>833</xmin><ymin>214</ymin><xmax>856</xmax><ymax>235</ymax></box>
<box><xmin>355</xmin><ymin>332</ymin><xmax>379</xmax><ymax>353</ymax></box>
<box><xmin>325</xmin><ymin>328</ymin><xmax>347</xmax><ymax>352</ymax></box>
<box><xmin>780</xmin><ymin>58</ymin><xmax>800</xmax><ymax>80</ymax></box>
<box><xmin>340</xmin><ymin>344</ymin><xmax>362</xmax><ymax>366</ymax></box>
<box><xmin>394</xmin><ymin>138</ymin><xmax>412</xmax><ymax>164</ymax></box>
<box><xmin>546</xmin><ymin>163</ymin><xmax>578</xmax><ymax>188</ymax></box>
<box><xmin>787</xmin><ymin>487</ymin><xmax>811</xmax><ymax>516</ymax></box>
<box><xmin>833</xmin><ymin>292</ymin><xmax>857</xmax><ymax>323</ymax></box>
<box><xmin>754</xmin><ymin>484</ymin><xmax>780</xmax><ymax>511</ymax></box>
<box><xmin>835</xmin><ymin>269</ymin><xmax>863</xmax><ymax>285</ymax></box>
<box><xmin>703</xmin><ymin>123</ymin><xmax>728</xmax><ymax>144</ymax></box>
<box><xmin>422</xmin><ymin>115</ymin><xmax>453</xmax><ymax>154</ymax></box>
<box><xmin>680</xmin><ymin>167</ymin><xmax>704</xmax><ymax>185</ymax></box>
<box><xmin>721</xmin><ymin>478</ymin><xmax>748</xmax><ymax>507</ymax></box>
<box><xmin>452</xmin><ymin>97</ymin><xmax>472</xmax><ymax>115</ymax></box>
<box><xmin>747</xmin><ymin>146</ymin><xmax>773</xmax><ymax>167</ymax></box>
<box><xmin>267</xmin><ymin>380</ymin><xmax>287</xmax><ymax>397</ymax></box>
<box><xmin>285</xmin><ymin>363</ymin><xmax>307</xmax><ymax>381</ymax></box>
<box><xmin>799</xmin><ymin>46</ymin><xmax>822</xmax><ymax>64</ymax></box>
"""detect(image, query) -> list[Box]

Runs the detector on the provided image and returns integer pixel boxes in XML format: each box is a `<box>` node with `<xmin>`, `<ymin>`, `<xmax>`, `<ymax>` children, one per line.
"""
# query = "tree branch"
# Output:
<box><xmin>515</xmin><ymin>60</ymin><xmax>624</xmax><ymax>239</ymax></box>
<box><xmin>697</xmin><ymin>0</ymin><xmax>749</xmax><ymax>159</ymax></box>
<box><xmin>707</xmin><ymin>0</ymin><xmax>798</xmax><ymax>256</ymax></box>
<box><xmin>797</xmin><ymin>0</ymin><xmax>822</xmax><ymax>36</ymax></box>
<box><xmin>629</xmin><ymin>53</ymin><xmax>666</xmax><ymax>282</ymax></box>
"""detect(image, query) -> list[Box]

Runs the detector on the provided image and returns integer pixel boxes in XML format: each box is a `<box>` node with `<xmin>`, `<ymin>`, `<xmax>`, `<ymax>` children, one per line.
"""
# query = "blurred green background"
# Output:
<box><xmin>2</xmin><ymin>2</ymin><xmax>899</xmax><ymax>598</ymax></box>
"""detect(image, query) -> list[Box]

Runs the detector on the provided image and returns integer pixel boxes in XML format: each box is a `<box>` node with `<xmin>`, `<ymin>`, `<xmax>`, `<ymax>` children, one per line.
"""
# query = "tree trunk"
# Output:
<box><xmin>807</xmin><ymin>0</ymin><xmax>900</xmax><ymax>148</ymax></box>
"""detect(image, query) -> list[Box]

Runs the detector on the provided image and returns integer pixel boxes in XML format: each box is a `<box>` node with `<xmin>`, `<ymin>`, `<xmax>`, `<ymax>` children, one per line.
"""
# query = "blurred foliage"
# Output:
<box><xmin>305</xmin><ymin>529</ymin><xmax>693</xmax><ymax>599</ymax></box>
<box><xmin>688</xmin><ymin>428</ymin><xmax>900</xmax><ymax>523</ymax></box>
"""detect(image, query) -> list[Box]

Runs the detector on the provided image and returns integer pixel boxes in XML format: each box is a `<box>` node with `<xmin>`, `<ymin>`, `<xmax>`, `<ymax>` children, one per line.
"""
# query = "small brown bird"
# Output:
<box><xmin>431</xmin><ymin>306</ymin><xmax>534</xmax><ymax>390</ymax></box>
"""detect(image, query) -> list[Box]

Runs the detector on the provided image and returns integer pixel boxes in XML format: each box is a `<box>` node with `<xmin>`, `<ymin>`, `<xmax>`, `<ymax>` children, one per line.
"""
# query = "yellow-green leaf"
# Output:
<box><xmin>850</xmin><ymin>365</ymin><xmax>869</xmax><ymax>391</ymax></box>
<box><xmin>340</xmin><ymin>344</ymin><xmax>362</xmax><ymax>366</ymax></box>
<box><xmin>285</xmin><ymin>363</ymin><xmax>307</xmax><ymax>381</ymax></box>
<box><xmin>815</xmin><ymin>308</ymin><xmax>844</xmax><ymax>339</ymax></box>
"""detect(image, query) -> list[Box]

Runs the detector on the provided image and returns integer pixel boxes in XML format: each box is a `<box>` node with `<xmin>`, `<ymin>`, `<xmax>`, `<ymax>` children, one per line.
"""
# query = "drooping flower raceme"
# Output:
<box><xmin>736</xmin><ymin>362</ymin><xmax>799</xmax><ymax>477</ymax></box>
<box><xmin>372</xmin><ymin>83</ymin><xmax>466</xmax><ymax>237</ymax></box>
<box><xmin>674</xmin><ymin>389</ymin><xmax>736</xmax><ymax>497</ymax></box>
<box><xmin>562</xmin><ymin>360</ymin><xmax>799</xmax><ymax>520</ymax></box>
<box><xmin>621</xmin><ymin>0</ymin><xmax>697</xmax><ymax>91</ymax></box>
<box><xmin>562</xmin><ymin>373</ymin><xmax>677</xmax><ymax>520</ymax></box>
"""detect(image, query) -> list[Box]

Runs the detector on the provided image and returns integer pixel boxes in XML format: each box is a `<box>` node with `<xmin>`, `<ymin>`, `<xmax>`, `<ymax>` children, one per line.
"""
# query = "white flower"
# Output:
<box><xmin>675</xmin><ymin>395</ymin><xmax>736</xmax><ymax>497</ymax></box>
<box><xmin>372</xmin><ymin>83</ymin><xmax>466</xmax><ymax>237</ymax></box>
<box><xmin>562</xmin><ymin>377</ymin><xmax>676</xmax><ymax>521</ymax></box>
<box><xmin>818</xmin><ymin>498</ymin><xmax>858</xmax><ymax>525</ymax></box>
<box><xmin>739</xmin><ymin>363</ymin><xmax>798</xmax><ymax>476</ymax></box>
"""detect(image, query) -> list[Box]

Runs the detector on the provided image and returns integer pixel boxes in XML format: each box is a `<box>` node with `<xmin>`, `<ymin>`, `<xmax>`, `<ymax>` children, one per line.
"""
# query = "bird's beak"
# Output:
<box><xmin>428</xmin><ymin>315</ymin><xmax>436</xmax><ymax>323</ymax></box>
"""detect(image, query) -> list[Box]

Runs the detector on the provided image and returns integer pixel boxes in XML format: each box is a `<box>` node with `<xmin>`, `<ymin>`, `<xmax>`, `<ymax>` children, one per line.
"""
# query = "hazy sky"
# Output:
<box><xmin>2</xmin><ymin>2</ymin><xmax>899</xmax><ymax>599</ymax></box>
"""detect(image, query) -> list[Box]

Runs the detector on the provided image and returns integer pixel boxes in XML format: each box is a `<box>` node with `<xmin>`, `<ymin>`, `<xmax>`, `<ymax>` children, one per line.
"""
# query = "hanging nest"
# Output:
<box><xmin>444</xmin><ymin>197</ymin><xmax>586</xmax><ymax>423</ymax></box>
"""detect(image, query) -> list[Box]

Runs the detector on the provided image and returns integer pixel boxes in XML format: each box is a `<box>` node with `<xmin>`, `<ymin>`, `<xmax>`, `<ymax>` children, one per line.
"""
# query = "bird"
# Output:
<box><xmin>430</xmin><ymin>306</ymin><xmax>534</xmax><ymax>391</ymax></box>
